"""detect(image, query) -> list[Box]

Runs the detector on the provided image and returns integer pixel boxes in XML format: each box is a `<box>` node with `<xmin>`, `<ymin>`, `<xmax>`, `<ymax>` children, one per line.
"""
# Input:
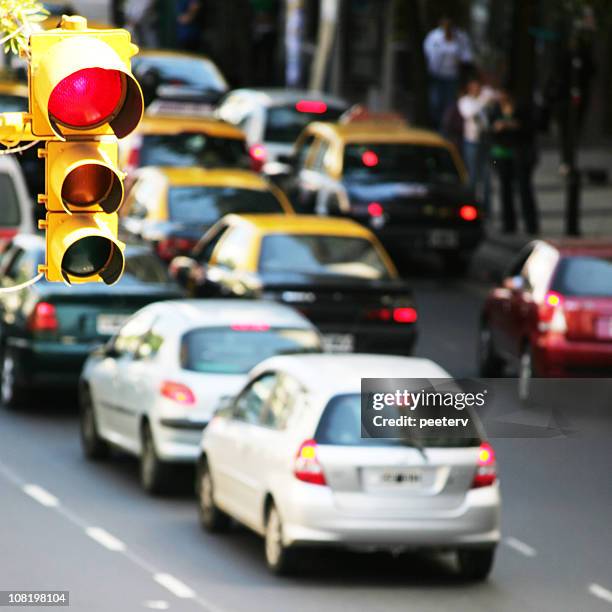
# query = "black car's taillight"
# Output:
<box><xmin>28</xmin><ymin>302</ymin><xmax>59</xmax><ymax>333</ymax></box>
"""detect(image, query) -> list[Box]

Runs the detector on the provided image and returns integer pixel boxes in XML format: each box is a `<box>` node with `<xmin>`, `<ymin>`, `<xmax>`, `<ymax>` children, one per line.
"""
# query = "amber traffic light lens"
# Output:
<box><xmin>62</xmin><ymin>164</ymin><xmax>123</xmax><ymax>213</ymax></box>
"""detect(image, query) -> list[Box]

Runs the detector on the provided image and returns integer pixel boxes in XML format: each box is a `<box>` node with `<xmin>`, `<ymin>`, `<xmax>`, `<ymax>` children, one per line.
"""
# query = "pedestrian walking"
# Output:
<box><xmin>458</xmin><ymin>76</ymin><xmax>496</xmax><ymax>213</ymax></box>
<box><xmin>423</xmin><ymin>16</ymin><xmax>473</xmax><ymax>129</ymax></box>
<box><xmin>488</xmin><ymin>87</ymin><xmax>539</xmax><ymax>235</ymax></box>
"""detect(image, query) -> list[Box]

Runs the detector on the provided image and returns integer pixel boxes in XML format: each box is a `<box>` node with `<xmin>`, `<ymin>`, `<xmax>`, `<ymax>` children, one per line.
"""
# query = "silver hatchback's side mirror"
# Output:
<box><xmin>503</xmin><ymin>275</ymin><xmax>525</xmax><ymax>291</ymax></box>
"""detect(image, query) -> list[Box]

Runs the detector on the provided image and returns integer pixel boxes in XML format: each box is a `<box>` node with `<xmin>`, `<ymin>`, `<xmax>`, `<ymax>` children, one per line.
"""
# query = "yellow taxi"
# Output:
<box><xmin>121</xmin><ymin>166</ymin><xmax>293</xmax><ymax>261</ymax></box>
<box><xmin>170</xmin><ymin>214</ymin><xmax>418</xmax><ymax>355</ymax></box>
<box><xmin>283</xmin><ymin>109</ymin><xmax>481</xmax><ymax>273</ymax></box>
<box><xmin>119</xmin><ymin>112</ymin><xmax>250</xmax><ymax>176</ymax></box>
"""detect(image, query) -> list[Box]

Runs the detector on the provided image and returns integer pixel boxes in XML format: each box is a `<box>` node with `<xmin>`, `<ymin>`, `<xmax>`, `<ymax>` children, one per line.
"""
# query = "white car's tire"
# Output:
<box><xmin>196</xmin><ymin>458</ymin><xmax>230</xmax><ymax>533</ymax></box>
<box><xmin>264</xmin><ymin>503</ymin><xmax>298</xmax><ymax>575</ymax></box>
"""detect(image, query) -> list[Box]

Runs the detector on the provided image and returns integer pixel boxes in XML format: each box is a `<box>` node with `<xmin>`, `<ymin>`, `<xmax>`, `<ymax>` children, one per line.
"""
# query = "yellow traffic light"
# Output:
<box><xmin>27</xmin><ymin>15</ymin><xmax>143</xmax><ymax>285</ymax></box>
<box><xmin>29</xmin><ymin>15</ymin><xmax>143</xmax><ymax>139</ymax></box>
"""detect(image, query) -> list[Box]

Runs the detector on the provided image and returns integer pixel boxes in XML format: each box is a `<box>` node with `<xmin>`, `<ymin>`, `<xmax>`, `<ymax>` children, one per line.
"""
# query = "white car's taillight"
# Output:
<box><xmin>471</xmin><ymin>442</ymin><xmax>497</xmax><ymax>488</ymax></box>
<box><xmin>294</xmin><ymin>439</ymin><xmax>327</xmax><ymax>486</ymax></box>
<box><xmin>160</xmin><ymin>381</ymin><xmax>196</xmax><ymax>405</ymax></box>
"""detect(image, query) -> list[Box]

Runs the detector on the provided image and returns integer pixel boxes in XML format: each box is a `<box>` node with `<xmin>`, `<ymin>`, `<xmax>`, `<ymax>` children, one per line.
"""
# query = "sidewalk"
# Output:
<box><xmin>470</xmin><ymin>147</ymin><xmax>612</xmax><ymax>282</ymax></box>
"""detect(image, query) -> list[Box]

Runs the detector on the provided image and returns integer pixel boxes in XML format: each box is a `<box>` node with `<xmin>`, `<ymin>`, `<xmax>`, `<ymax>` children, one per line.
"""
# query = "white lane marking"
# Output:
<box><xmin>154</xmin><ymin>574</ymin><xmax>196</xmax><ymax>599</ymax></box>
<box><xmin>22</xmin><ymin>484</ymin><xmax>59</xmax><ymax>507</ymax></box>
<box><xmin>85</xmin><ymin>527</ymin><xmax>126</xmax><ymax>552</ymax></box>
<box><xmin>589</xmin><ymin>583</ymin><xmax>612</xmax><ymax>605</ymax></box>
<box><xmin>143</xmin><ymin>601</ymin><xmax>169</xmax><ymax>610</ymax></box>
<box><xmin>504</xmin><ymin>536</ymin><xmax>537</xmax><ymax>557</ymax></box>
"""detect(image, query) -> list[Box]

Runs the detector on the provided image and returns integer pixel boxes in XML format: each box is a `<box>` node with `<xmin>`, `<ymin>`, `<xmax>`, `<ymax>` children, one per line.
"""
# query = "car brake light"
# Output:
<box><xmin>459</xmin><ymin>205</ymin><xmax>479</xmax><ymax>221</ymax></box>
<box><xmin>160</xmin><ymin>381</ymin><xmax>196</xmax><ymax>405</ymax></box>
<box><xmin>366</xmin><ymin>307</ymin><xmax>391</xmax><ymax>321</ymax></box>
<box><xmin>230</xmin><ymin>323</ymin><xmax>270</xmax><ymax>331</ymax></box>
<box><xmin>361</xmin><ymin>150</ymin><xmax>379</xmax><ymax>167</ymax></box>
<box><xmin>367</xmin><ymin>202</ymin><xmax>383</xmax><ymax>217</ymax></box>
<box><xmin>28</xmin><ymin>302</ymin><xmax>59</xmax><ymax>333</ymax></box>
<box><xmin>295</xmin><ymin>100</ymin><xmax>328</xmax><ymax>114</ymax></box>
<box><xmin>294</xmin><ymin>439</ymin><xmax>327</xmax><ymax>486</ymax></box>
<box><xmin>471</xmin><ymin>441</ymin><xmax>497</xmax><ymax>488</ymax></box>
<box><xmin>0</xmin><ymin>228</ymin><xmax>18</xmax><ymax>240</ymax></box>
<box><xmin>538</xmin><ymin>291</ymin><xmax>567</xmax><ymax>334</ymax></box>
<box><xmin>393</xmin><ymin>307</ymin><xmax>418</xmax><ymax>323</ymax></box>
<box><xmin>249</xmin><ymin>144</ymin><xmax>267</xmax><ymax>172</ymax></box>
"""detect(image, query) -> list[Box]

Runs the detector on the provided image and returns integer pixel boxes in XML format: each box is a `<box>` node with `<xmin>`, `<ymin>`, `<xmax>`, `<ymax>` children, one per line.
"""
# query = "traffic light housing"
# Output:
<box><xmin>29</xmin><ymin>16</ymin><xmax>143</xmax><ymax>284</ymax></box>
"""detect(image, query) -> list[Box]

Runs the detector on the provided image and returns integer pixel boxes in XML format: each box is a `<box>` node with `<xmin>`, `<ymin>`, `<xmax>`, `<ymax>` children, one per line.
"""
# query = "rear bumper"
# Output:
<box><xmin>535</xmin><ymin>334</ymin><xmax>612</xmax><ymax>376</ymax></box>
<box><xmin>371</xmin><ymin>225</ymin><xmax>483</xmax><ymax>254</ymax></box>
<box><xmin>318</xmin><ymin>323</ymin><xmax>417</xmax><ymax>355</ymax></box>
<box><xmin>279</xmin><ymin>482</ymin><xmax>501</xmax><ymax>549</ymax></box>
<box><xmin>8</xmin><ymin>339</ymin><xmax>96</xmax><ymax>388</ymax></box>
<box><xmin>153</xmin><ymin>419</ymin><xmax>208</xmax><ymax>462</ymax></box>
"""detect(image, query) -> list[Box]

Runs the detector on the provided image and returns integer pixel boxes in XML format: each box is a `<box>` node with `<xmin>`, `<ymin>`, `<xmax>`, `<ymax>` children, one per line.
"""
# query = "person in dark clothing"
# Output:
<box><xmin>177</xmin><ymin>0</ymin><xmax>202</xmax><ymax>51</ymax></box>
<box><xmin>488</xmin><ymin>88</ymin><xmax>539</xmax><ymax>235</ymax></box>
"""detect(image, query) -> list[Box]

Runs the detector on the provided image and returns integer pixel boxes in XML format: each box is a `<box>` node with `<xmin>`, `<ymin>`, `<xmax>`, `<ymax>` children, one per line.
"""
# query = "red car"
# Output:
<box><xmin>479</xmin><ymin>239</ymin><xmax>612</xmax><ymax>393</ymax></box>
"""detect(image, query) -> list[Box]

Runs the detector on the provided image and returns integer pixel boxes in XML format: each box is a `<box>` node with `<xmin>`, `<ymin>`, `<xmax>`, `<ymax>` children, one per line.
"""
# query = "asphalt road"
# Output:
<box><xmin>0</xmin><ymin>276</ymin><xmax>611</xmax><ymax>612</ymax></box>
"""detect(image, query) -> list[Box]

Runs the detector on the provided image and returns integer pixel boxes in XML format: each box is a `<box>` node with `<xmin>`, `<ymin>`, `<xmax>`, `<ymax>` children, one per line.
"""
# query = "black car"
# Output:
<box><xmin>170</xmin><ymin>214</ymin><xmax>418</xmax><ymax>355</ymax></box>
<box><xmin>283</xmin><ymin>121</ymin><xmax>483</xmax><ymax>273</ymax></box>
<box><xmin>0</xmin><ymin>235</ymin><xmax>182</xmax><ymax>405</ymax></box>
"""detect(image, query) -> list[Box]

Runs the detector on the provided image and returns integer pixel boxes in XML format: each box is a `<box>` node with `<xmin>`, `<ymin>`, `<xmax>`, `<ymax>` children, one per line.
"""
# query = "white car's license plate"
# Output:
<box><xmin>363</xmin><ymin>467</ymin><xmax>424</xmax><ymax>489</ymax></box>
<box><xmin>429</xmin><ymin>229</ymin><xmax>459</xmax><ymax>248</ymax></box>
<box><xmin>595</xmin><ymin>317</ymin><xmax>612</xmax><ymax>339</ymax></box>
<box><xmin>96</xmin><ymin>314</ymin><xmax>129</xmax><ymax>336</ymax></box>
<box><xmin>322</xmin><ymin>333</ymin><xmax>355</xmax><ymax>353</ymax></box>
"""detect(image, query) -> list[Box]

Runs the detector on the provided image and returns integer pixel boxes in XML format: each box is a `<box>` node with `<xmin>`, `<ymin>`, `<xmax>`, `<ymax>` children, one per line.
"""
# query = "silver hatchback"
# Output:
<box><xmin>197</xmin><ymin>354</ymin><xmax>501</xmax><ymax>578</ymax></box>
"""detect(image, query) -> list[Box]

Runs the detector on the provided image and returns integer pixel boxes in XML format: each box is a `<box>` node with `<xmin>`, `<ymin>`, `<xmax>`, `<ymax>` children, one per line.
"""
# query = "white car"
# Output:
<box><xmin>216</xmin><ymin>88</ymin><xmax>349</xmax><ymax>171</ymax></box>
<box><xmin>79</xmin><ymin>300</ymin><xmax>322</xmax><ymax>494</ymax></box>
<box><xmin>197</xmin><ymin>354</ymin><xmax>501</xmax><ymax>578</ymax></box>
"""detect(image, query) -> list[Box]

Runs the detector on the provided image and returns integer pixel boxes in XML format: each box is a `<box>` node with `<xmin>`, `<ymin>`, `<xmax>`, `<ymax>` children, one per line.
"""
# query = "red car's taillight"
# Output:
<box><xmin>393</xmin><ymin>307</ymin><xmax>418</xmax><ymax>323</ymax></box>
<box><xmin>471</xmin><ymin>441</ymin><xmax>497</xmax><ymax>488</ymax></box>
<box><xmin>294</xmin><ymin>439</ymin><xmax>327</xmax><ymax>486</ymax></box>
<box><xmin>28</xmin><ymin>302</ymin><xmax>59</xmax><ymax>333</ymax></box>
<box><xmin>160</xmin><ymin>381</ymin><xmax>196</xmax><ymax>405</ymax></box>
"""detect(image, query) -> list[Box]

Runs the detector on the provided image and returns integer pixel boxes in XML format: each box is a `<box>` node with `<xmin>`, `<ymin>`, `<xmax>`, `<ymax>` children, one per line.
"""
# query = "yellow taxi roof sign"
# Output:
<box><xmin>339</xmin><ymin>104</ymin><xmax>407</xmax><ymax>126</ymax></box>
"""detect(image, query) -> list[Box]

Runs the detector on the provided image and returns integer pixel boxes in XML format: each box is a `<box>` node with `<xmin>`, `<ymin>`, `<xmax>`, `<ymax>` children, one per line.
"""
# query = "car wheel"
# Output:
<box><xmin>1</xmin><ymin>348</ymin><xmax>28</xmax><ymax>408</ymax></box>
<box><xmin>140</xmin><ymin>422</ymin><xmax>172</xmax><ymax>495</ymax></box>
<box><xmin>264</xmin><ymin>503</ymin><xmax>297</xmax><ymax>575</ymax></box>
<box><xmin>457</xmin><ymin>547</ymin><xmax>495</xmax><ymax>581</ymax></box>
<box><xmin>196</xmin><ymin>458</ymin><xmax>230</xmax><ymax>533</ymax></box>
<box><xmin>518</xmin><ymin>345</ymin><xmax>535</xmax><ymax>401</ymax></box>
<box><xmin>79</xmin><ymin>385</ymin><xmax>109</xmax><ymax>460</ymax></box>
<box><xmin>478</xmin><ymin>322</ymin><xmax>504</xmax><ymax>377</ymax></box>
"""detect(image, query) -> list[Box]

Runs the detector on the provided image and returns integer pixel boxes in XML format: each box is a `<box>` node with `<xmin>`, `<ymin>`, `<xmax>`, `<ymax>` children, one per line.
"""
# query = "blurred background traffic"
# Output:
<box><xmin>0</xmin><ymin>1</ymin><xmax>611</xmax><ymax>611</ymax></box>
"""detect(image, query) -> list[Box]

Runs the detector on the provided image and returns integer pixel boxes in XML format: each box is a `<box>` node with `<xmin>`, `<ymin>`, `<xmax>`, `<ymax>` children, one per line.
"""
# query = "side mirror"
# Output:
<box><xmin>214</xmin><ymin>395</ymin><xmax>235</xmax><ymax>417</ymax></box>
<box><xmin>169</xmin><ymin>256</ymin><xmax>194</xmax><ymax>287</ymax></box>
<box><xmin>503</xmin><ymin>275</ymin><xmax>525</xmax><ymax>291</ymax></box>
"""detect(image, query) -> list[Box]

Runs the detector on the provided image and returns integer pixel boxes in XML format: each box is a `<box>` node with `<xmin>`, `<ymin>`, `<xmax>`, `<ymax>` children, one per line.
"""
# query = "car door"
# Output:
<box><xmin>188</xmin><ymin>223</ymin><xmax>230</xmax><ymax>297</ymax></box>
<box><xmin>286</xmin><ymin>134</ymin><xmax>318</xmax><ymax>212</ymax></box>
<box><xmin>294</xmin><ymin>137</ymin><xmax>332</xmax><ymax>214</ymax></box>
<box><xmin>211</xmin><ymin>373</ymin><xmax>278</xmax><ymax>527</ymax></box>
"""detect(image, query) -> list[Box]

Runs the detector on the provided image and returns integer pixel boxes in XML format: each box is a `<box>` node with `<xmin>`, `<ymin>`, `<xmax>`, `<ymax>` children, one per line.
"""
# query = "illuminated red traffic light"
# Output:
<box><xmin>48</xmin><ymin>68</ymin><xmax>124</xmax><ymax>129</ymax></box>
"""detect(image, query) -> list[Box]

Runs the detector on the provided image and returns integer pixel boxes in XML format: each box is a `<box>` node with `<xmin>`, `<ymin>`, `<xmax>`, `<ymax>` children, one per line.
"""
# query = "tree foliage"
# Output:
<box><xmin>0</xmin><ymin>0</ymin><xmax>48</xmax><ymax>55</ymax></box>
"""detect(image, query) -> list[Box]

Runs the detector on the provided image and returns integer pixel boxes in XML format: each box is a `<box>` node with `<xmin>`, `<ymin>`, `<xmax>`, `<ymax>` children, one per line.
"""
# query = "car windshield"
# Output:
<box><xmin>168</xmin><ymin>186</ymin><xmax>283</xmax><ymax>224</ymax></box>
<box><xmin>551</xmin><ymin>256</ymin><xmax>612</xmax><ymax>297</ymax></box>
<box><xmin>181</xmin><ymin>327</ymin><xmax>321</xmax><ymax>374</ymax></box>
<box><xmin>0</xmin><ymin>94</ymin><xmax>27</xmax><ymax>113</ymax></box>
<box><xmin>0</xmin><ymin>173</ymin><xmax>21</xmax><ymax>226</ymax></box>
<box><xmin>259</xmin><ymin>234</ymin><xmax>391</xmax><ymax>279</ymax></box>
<box><xmin>139</xmin><ymin>133</ymin><xmax>249</xmax><ymax>168</ymax></box>
<box><xmin>316</xmin><ymin>393</ymin><xmax>481</xmax><ymax>448</ymax></box>
<box><xmin>122</xmin><ymin>253</ymin><xmax>171</xmax><ymax>284</ymax></box>
<box><xmin>343</xmin><ymin>143</ymin><xmax>461</xmax><ymax>184</ymax></box>
<box><xmin>132</xmin><ymin>56</ymin><xmax>227</xmax><ymax>91</ymax></box>
<box><xmin>264</xmin><ymin>104</ymin><xmax>345</xmax><ymax>143</ymax></box>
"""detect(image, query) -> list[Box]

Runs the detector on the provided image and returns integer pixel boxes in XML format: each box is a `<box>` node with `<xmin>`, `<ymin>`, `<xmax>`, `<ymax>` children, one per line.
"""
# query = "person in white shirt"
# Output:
<box><xmin>458</xmin><ymin>77</ymin><xmax>496</xmax><ymax>212</ymax></box>
<box><xmin>423</xmin><ymin>17</ymin><xmax>474</xmax><ymax>128</ymax></box>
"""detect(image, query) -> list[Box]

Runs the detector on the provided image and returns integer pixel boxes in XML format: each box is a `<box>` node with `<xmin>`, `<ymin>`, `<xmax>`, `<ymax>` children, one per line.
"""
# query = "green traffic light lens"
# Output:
<box><xmin>62</xmin><ymin>236</ymin><xmax>112</xmax><ymax>278</ymax></box>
